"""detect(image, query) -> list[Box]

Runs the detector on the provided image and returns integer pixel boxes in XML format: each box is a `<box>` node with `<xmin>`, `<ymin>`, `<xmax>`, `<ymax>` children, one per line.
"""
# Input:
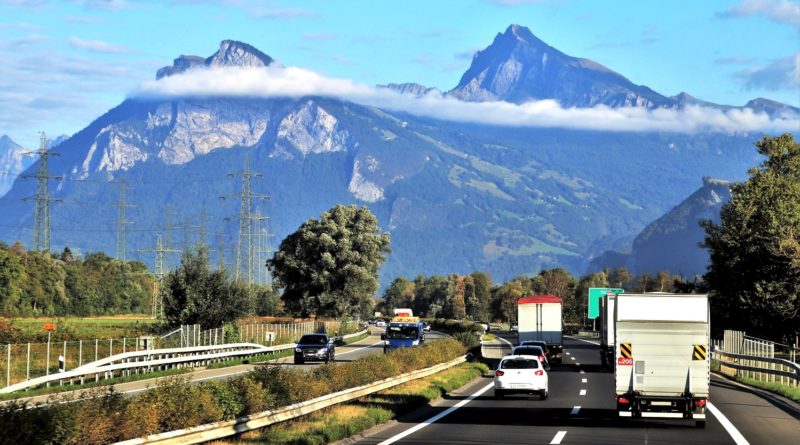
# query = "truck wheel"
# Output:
<box><xmin>695</xmin><ymin>421</ymin><xmax>706</xmax><ymax>428</ymax></box>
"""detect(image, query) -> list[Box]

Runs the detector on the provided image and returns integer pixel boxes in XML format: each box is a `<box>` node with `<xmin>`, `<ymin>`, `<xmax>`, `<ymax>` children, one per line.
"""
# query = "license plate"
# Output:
<box><xmin>511</xmin><ymin>383</ymin><xmax>527</xmax><ymax>388</ymax></box>
<box><xmin>651</xmin><ymin>401</ymin><xmax>672</xmax><ymax>406</ymax></box>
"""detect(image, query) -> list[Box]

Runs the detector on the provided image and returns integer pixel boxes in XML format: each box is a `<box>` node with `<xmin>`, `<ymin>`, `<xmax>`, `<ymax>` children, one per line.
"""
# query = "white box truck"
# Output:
<box><xmin>599</xmin><ymin>292</ymin><xmax>616</xmax><ymax>369</ymax></box>
<box><xmin>517</xmin><ymin>295</ymin><xmax>563</xmax><ymax>363</ymax></box>
<box><xmin>614</xmin><ymin>293</ymin><xmax>710</xmax><ymax>427</ymax></box>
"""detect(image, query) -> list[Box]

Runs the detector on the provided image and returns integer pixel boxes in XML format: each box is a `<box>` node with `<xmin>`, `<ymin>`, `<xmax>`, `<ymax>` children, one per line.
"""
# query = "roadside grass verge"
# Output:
<box><xmin>482</xmin><ymin>333</ymin><xmax>497</xmax><ymax>341</ymax></box>
<box><xmin>0</xmin><ymin>367</ymin><xmax>190</xmax><ymax>402</ymax></box>
<box><xmin>734</xmin><ymin>375</ymin><xmax>800</xmax><ymax>403</ymax></box>
<box><xmin>232</xmin><ymin>362</ymin><xmax>489</xmax><ymax>445</ymax></box>
<box><xmin>1</xmin><ymin>338</ymin><xmax>466</xmax><ymax>444</ymax></box>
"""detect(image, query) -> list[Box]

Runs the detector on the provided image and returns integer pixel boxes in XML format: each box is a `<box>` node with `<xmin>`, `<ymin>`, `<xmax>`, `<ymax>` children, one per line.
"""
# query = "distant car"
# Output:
<box><xmin>376</xmin><ymin>319</ymin><xmax>386</xmax><ymax>327</ymax></box>
<box><xmin>368</xmin><ymin>318</ymin><xmax>377</xmax><ymax>325</ymax></box>
<box><xmin>494</xmin><ymin>355</ymin><xmax>548</xmax><ymax>399</ymax></box>
<box><xmin>476</xmin><ymin>321</ymin><xmax>490</xmax><ymax>332</ymax></box>
<box><xmin>520</xmin><ymin>340</ymin><xmax>550</xmax><ymax>356</ymax></box>
<box><xmin>511</xmin><ymin>345</ymin><xmax>549</xmax><ymax>370</ymax></box>
<box><xmin>423</xmin><ymin>322</ymin><xmax>431</xmax><ymax>331</ymax></box>
<box><xmin>510</xmin><ymin>322</ymin><xmax>518</xmax><ymax>331</ymax></box>
<box><xmin>294</xmin><ymin>334</ymin><xmax>335</xmax><ymax>364</ymax></box>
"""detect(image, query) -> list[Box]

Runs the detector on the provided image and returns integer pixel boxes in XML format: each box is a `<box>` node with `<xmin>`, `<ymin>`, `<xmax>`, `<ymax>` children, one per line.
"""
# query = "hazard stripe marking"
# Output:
<box><xmin>693</xmin><ymin>344</ymin><xmax>707</xmax><ymax>360</ymax></box>
<box><xmin>621</xmin><ymin>343</ymin><xmax>632</xmax><ymax>359</ymax></box>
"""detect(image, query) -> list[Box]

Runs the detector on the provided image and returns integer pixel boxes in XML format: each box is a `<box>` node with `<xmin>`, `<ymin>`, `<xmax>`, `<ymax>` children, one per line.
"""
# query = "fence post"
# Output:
<box><xmin>6</xmin><ymin>344</ymin><xmax>10</xmax><ymax>387</ymax></box>
<box><xmin>110</xmin><ymin>338</ymin><xmax>113</xmax><ymax>359</ymax></box>
<box><xmin>95</xmin><ymin>338</ymin><xmax>99</xmax><ymax>363</ymax></box>
<box><xmin>78</xmin><ymin>340</ymin><xmax>82</xmax><ymax>368</ymax></box>
<box><xmin>26</xmin><ymin>343</ymin><xmax>30</xmax><ymax>381</ymax></box>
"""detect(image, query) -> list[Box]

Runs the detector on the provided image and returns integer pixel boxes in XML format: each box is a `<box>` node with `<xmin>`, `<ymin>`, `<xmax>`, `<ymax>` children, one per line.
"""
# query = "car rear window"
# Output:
<box><xmin>299</xmin><ymin>335</ymin><xmax>327</xmax><ymax>344</ymax></box>
<box><xmin>501</xmin><ymin>359</ymin><xmax>539</xmax><ymax>369</ymax></box>
<box><xmin>514</xmin><ymin>347</ymin><xmax>543</xmax><ymax>355</ymax></box>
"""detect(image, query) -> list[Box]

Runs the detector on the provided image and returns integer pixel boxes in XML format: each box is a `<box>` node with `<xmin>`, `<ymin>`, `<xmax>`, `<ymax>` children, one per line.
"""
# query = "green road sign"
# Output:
<box><xmin>588</xmin><ymin>287</ymin><xmax>624</xmax><ymax>319</ymax></box>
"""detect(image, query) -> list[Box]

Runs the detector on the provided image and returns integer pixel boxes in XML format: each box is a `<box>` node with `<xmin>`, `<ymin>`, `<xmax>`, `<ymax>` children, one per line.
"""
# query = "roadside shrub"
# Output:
<box><xmin>233</xmin><ymin>375</ymin><xmax>277</xmax><ymax>415</ymax></box>
<box><xmin>203</xmin><ymin>379</ymin><xmax>244</xmax><ymax>420</ymax></box>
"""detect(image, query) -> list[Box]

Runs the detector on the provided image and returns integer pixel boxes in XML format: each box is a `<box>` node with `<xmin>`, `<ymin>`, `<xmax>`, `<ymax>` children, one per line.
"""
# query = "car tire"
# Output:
<box><xmin>541</xmin><ymin>389</ymin><xmax>548</xmax><ymax>400</ymax></box>
<box><xmin>494</xmin><ymin>390</ymin><xmax>504</xmax><ymax>399</ymax></box>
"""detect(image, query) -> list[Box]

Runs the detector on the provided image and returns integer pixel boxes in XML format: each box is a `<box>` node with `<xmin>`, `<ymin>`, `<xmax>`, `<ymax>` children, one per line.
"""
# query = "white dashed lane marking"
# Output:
<box><xmin>550</xmin><ymin>431</ymin><xmax>568</xmax><ymax>444</ymax></box>
<box><xmin>579</xmin><ymin>389</ymin><xmax>587</xmax><ymax>396</ymax></box>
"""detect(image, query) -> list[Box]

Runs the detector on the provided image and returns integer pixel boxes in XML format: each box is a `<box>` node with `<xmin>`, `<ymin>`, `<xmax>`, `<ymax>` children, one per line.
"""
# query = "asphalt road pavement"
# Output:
<box><xmin>350</xmin><ymin>334</ymin><xmax>800</xmax><ymax>445</ymax></box>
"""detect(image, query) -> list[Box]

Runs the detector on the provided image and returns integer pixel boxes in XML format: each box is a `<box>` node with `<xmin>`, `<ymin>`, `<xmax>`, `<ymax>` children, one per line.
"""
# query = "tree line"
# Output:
<box><xmin>377</xmin><ymin>267</ymin><xmax>699</xmax><ymax>327</ymax></box>
<box><xmin>0</xmin><ymin>242</ymin><xmax>154</xmax><ymax>316</ymax></box>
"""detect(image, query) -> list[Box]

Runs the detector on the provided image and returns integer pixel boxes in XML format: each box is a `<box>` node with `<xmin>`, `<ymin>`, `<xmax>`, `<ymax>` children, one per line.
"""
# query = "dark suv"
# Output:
<box><xmin>294</xmin><ymin>334</ymin><xmax>335</xmax><ymax>364</ymax></box>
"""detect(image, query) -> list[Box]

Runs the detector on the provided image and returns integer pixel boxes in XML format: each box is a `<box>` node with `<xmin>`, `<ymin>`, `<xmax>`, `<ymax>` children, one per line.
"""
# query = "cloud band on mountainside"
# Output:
<box><xmin>133</xmin><ymin>65</ymin><xmax>799</xmax><ymax>134</ymax></box>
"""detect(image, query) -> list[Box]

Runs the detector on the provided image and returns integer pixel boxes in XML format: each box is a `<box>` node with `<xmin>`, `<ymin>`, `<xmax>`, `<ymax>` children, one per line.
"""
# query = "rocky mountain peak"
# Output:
<box><xmin>449</xmin><ymin>24</ymin><xmax>671</xmax><ymax>108</ymax></box>
<box><xmin>206</xmin><ymin>40</ymin><xmax>274</xmax><ymax>68</ymax></box>
<box><xmin>156</xmin><ymin>40</ymin><xmax>274</xmax><ymax>80</ymax></box>
<box><xmin>381</xmin><ymin>82</ymin><xmax>441</xmax><ymax>97</ymax></box>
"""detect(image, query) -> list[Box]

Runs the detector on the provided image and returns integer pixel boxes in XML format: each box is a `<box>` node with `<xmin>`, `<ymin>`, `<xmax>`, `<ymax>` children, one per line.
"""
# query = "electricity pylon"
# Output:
<box><xmin>21</xmin><ymin>132</ymin><xmax>62</xmax><ymax>252</ymax></box>
<box><xmin>115</xmin><ymin>179</ymin><xmax>135</xmax><ymax>261</ymax></box>
<box><xmin>139</xmin><ymin>235</ymin><xmax>179</xmax><ymax>319</ymax></box>
<box><xmin>221</xmin><ymin>155</ymin><xmax>269</xmax><ymax>286</ymax></box>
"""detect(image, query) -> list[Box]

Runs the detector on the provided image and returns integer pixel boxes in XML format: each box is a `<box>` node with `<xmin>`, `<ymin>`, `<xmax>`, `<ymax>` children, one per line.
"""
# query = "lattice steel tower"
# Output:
<box><xmin>139</xmin><ymin>235</ymin><xmax>179</xmax><ymax>319</ymax></box>
<box><xmin>22</xmin><ymin>132</ymin><xmax>61</xmax><ymax>252</ymax></box>
<box><xmin>222</xmin><ymin>155</ymin><xmax>269</xmax><ymax>285</ymax></box>
<box><xmin>116</xmin><ymin>179</ymin><xmax>135</xmax><ymax>261</ymax></box>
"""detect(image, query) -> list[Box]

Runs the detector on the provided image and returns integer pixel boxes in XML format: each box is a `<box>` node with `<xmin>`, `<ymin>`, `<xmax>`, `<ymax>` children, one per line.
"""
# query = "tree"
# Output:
<box><xmin>381</xmin><ymin>276</ymin><xmax>414</xmax><ymax>314</ymax></box>
<box><xmin>0</xmin><ymin>248</ymin><xmax>23</xmax><ymax>314</ymax></box>
<box><xmin>491</xmin><ymin>279</ymin><xmax>526</xmax><ymax>323</ymax></box>
<box><xmin>608</xmin><ymin>267</ymin><xmax>632</xmax><ymax>289</ymax></box>
<box><xmin>163</xmin><ymin>246</ymin><xmax>252</xmax><ymax>329</ymax></box>
<box><xmin>269</xmin><ymin>205</ymin><xmax>390</xmax><ymax>318</ymax></box>
<box><xmin>702</xmin><ymin>134</ymin><xmax>800</xmax><ymax>340</ymax></box>
<box><xmin>469</xmin><ymin>271</ymin><xmax>493</xmax><ymax>321</ymax></box>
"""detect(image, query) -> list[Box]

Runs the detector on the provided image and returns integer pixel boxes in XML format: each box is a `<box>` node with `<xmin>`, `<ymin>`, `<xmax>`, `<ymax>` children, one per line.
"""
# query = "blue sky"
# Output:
<box><xmin>0</xmin><ymin>0</ymin><xmax>798</xmax><ymax>148</ymax></box>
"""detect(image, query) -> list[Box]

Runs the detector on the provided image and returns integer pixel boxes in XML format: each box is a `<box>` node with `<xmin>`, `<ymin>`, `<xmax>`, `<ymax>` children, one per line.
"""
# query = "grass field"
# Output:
<box><xmin>7</xmin><ymin>316</ymin><xmax>160</xmax><ymax>343</ymax></box>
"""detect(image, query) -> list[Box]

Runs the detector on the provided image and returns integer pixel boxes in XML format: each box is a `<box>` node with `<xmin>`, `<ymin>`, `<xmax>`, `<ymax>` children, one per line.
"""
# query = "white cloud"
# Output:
<box><xmin>735</xmin><ymin>54</ymin><xmax>800</xmax><ymax>91</ymax></box>
<box><xmin>132</xmin><ymin>65</ymin><xmax>798</xmax><ymax>134</ymax></box>
<box><xmin>68</xmin><ymin>36</ymin><xmax>133</xmax><ymax>54</ymax></box>
<box><xmin>719</xmin><ymin>0</ymin><xmax>800</xmax><ymax>28</ymax></box>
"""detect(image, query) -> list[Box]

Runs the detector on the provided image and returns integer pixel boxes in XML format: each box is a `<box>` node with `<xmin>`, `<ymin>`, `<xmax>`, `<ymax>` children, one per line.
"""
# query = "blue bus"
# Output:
<box><xmin>381</xmin><ymin>315</ymin><xmax>425</xmax><ymax>353</ymax></box>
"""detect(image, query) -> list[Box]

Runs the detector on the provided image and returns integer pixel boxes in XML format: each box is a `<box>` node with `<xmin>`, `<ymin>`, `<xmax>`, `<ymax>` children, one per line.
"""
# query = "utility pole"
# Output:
<box><xmin>139</xmin><ymin>235</ymin><xmax>180</xmax><ymax>319</ymax></box>
<box><xmin>221</xmin><ymin>155</ymin><xmax>269</xmax><ymax>286</ymax></box>
<box><xmin>115</xmin><ymin>179</ymin><xmax>135</xmax><ymax>262</ymax></box>
<box><xmin>22</xmin><ymin>132</ymin><xmax>62</xmax><ymax>252</ymax></box>
<box><xmin>253</xmin><ymin>209</ymin><xmax>272</xmax><ymax>286</ymax></box>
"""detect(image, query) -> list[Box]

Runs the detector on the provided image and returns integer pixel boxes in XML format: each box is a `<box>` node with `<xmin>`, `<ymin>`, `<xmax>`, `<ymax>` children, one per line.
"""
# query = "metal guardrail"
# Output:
<box><xmin>712</xmin><ymin>348</ymin><xmax>800</xmax><ymax>382</ymax></box>
<box><xmin>0</xmin><ymin>329</ymin><xmax>368</xmax><ymax>394</ymax></box>
<box><xmin>113</xmin><ymin>354</ymin><xmax>468</xmax><ymax>445</ymax></box>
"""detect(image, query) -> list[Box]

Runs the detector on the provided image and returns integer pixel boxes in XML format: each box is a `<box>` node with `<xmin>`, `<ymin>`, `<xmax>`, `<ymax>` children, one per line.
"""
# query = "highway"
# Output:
<box><xmin>4</xmin><ymin>326</ymin><xmax>426</xmax><ymax>407</ymax></box>
<box><xmin>350</xmin><ymin>333</ymin><xmax>800</xmax><ymax>445</ymax></box>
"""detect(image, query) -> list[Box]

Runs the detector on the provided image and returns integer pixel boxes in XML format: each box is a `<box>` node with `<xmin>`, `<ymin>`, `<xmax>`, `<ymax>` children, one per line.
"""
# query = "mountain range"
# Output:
<box><xmin>0</xmin><ymin>25</ymin><xmax>791</xmax><ymax>286</ymax></box>
<box><xmin>589</xmin><ymin>177</ymin><xmax>732</xmax><ymax>277</ymax></box>
<box><xmin>0</xmin><ymin>135</ymin><xmax>33</xmax><ymax>198</ymax></box>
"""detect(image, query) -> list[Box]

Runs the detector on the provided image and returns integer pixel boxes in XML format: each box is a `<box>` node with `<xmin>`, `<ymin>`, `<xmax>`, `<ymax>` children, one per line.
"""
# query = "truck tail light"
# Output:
<box><xmin>694</xmin><ymin>399</ymin><xmax>706</xmax><ymax>407</ymax></box>
<box><xmin>495</xmin><ymin>370</ymin><xmax>504</xmax><ymax>377</ymax></box>
<box><xmin>617</xmin><ymin>396</ymin><xmax>631</xmax><ymax>405</ymax></box>
<box><xmin>535</xmin><ymin>370</ymin><xmax>544</xmax><ymax>376</ymax></box>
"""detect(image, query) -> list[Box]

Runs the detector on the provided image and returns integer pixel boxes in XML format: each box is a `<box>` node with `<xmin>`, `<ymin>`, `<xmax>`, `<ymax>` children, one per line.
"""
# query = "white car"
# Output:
<box><xmin>494</xmin><ymin>355</ymin><xmax>548</xmax><ymax>399</ymax></box>
<box><xmin>376</xmin><ymin>320</ymin><xmax>386</xmax><ymax>327</ymax></box>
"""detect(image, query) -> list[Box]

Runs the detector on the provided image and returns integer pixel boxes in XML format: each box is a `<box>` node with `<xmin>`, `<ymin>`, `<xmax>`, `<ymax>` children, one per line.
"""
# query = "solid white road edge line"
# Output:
<box><xmin>579</xmin><ymin>389</ymin><xmax>587</xmax><ymax>396</ymax></box>
<box><xmin>708</xmin><ymin>402</ymin><xmax>750</xmax><ymax>445</ymax></box>
<box><xmin>376</xmin><ymin>382</ymin><xmax>494</xmax><ymax>445</ymax></box>
<box><xmin>564</xmin><ymin>335</ymin><xmax>600</xmax><ymax>346</ymax></box>
<box><xmin>550</xmin><ymin>431</ymin><xmax>568</xmax><ymax>444</ymax></box>
<box><xmin>570</xmin><ymin>406</ymin><xmax>581</xmax><ymax>415</ymax></box>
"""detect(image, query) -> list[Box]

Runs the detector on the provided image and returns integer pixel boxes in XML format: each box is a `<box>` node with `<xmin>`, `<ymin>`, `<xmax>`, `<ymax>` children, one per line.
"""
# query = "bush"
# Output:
<box><xmin>6</xmin><ymin>337</ymin><xmax>466</xmax><ymax>444</ymax></box>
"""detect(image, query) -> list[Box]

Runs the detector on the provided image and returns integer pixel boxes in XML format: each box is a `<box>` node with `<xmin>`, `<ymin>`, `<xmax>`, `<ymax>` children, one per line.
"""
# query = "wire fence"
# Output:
<box><xmin>0</xmin><ymin>318</ymin><xmax>365</xmax><ymax>389</ymax></box>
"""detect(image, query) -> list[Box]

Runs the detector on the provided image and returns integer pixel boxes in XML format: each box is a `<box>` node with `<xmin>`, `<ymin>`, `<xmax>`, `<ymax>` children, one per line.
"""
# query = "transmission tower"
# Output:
<box><xmin>22</xmin><ymin>132</ymin><xmax>62</xmax><ymax>252</ymax></box>
<box><xmin>253</xmin><ymin>209</ymin><xmax>273</xmax><ymax>286</ymax></box>
<box><xmin>115</xmin><ymin>179</ymin><xmax>135</xmax><ymax>261</ymax></box>
<box><xmin>139</xmin><ymin>235</ymin><xmax>180</xmax><ymax>319</ymax></box>
<box><xmin>221</xmin><ymin>155</ymin><xmax>269</xmax><ymax>286</ymax></box>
